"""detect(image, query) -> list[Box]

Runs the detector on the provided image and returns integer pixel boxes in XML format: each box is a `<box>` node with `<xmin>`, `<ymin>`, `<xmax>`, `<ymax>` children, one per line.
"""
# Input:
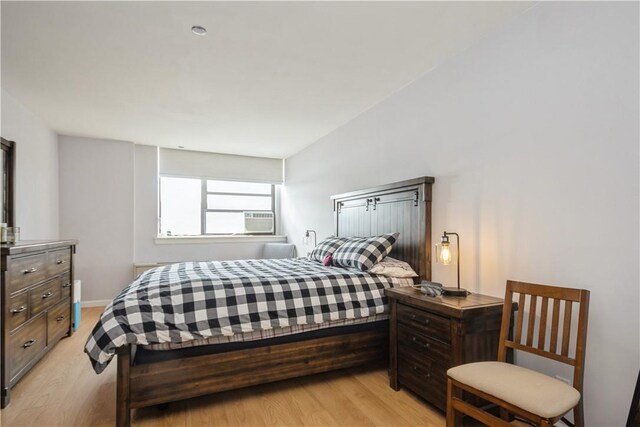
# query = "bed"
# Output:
<box><xmin>88</xmin><ymin>176</ymin><xmax>434</xmax><ymax>427</ymax></box>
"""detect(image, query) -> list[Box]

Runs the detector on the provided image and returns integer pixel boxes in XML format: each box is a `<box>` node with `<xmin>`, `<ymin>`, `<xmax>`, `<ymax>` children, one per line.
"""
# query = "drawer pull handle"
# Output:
<box><xmin>42</xmin><ymin>291</ymin><xmax>53</xmax><ymax>299</ymax></box>
<box><xmin>412</xmin><ymin>366</ymin><xmax>432</xmax><ymax>379</ymax></box>
<box><xmin>411</xmin><ymin>336</ymin><xmax>430</xmax><ymax>349</ymax></box>
<box><xmin>23</xmin><ymin>339</ymin><xmax>36</xmax><ymax>348</ymax></box>
<box><xmin>23</xmin><ymin>267</ymin><xmax>38</xmax><ymax>274</ymax></box>
<box><xmin>56</xmin><ymin>260</ymin><xmax>66</xmax><ymax>265</ymax></box>
<box><xmin>62</xmin><ymin>283</ymin><xmax>71</xmax><ymax>288</ymax></box>
<box><xmin>56</xmin><ymin>315</ymin><xmax>65</xmax><ymax>322</ymax></box>
<box><xmin>410</xmin><ymin>314</ymin><xmax>430</xmax><ymax>326</ymax></box>
<box><xmin>10</xmin><ymin>305</ymin><xmax>26</xmax><ymax>314</ymax></box>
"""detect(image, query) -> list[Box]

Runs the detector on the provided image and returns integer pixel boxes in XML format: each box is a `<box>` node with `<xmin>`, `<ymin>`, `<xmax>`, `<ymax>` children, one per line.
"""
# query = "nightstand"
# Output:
<box><xmin>385</xmin><ymin>287</ymin><xmax>507</xmax><ymax>411</ymax></box>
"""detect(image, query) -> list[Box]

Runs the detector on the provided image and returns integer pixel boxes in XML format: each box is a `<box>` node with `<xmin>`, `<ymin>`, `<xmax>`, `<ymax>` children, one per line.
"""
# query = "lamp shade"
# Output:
<box><xmin>435</xmin><ymin>231</ymin><xmax>467</xmax><ymax>297</ymax></box>
<box><xmin>435</xmin><ymin>234</ymin><xmax>456</xmax><ymax>265</ymax></box>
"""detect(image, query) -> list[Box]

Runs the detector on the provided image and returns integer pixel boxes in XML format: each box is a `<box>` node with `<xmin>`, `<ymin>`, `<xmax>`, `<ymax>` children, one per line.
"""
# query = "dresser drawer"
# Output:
<box><xmin>7</xmin><ymin>292</ymin><xmax>29</xmax><ymax>332</ymax></box>
<box><xmin>48</xmin><ymin>298</ymin><xmax>71</xmax><ymax>345</ymax></box>
<box><xmin>58</xmin><ymin>273</ymin><xmax>72</xmax><ymax>300</ymax></box>
<box><xmin>397</xmin><ymin>303</ymin><xmax>451</xmax><ymax>343</ymax></box>
<box><xmin>48</xmin><ymin>249</ymin><xmax>71</xmax><ymax>276</ymax></box>
<box><xmin>398</xmin><ymin>346</ymin><xmax>447</xmax><ymax>409</ymax></box>
<box><xmin>398</xmin><ymin>325</ymin><xmax>451</xmax><ymax>364</ymax></box>
<box><xmin>7</xmin><ymin>253</ymin><xmax>48</xmax><ymax>294</ymax></box>
<box><xmin>29</xmin><ymin>279</ymin><xmax>61</xmax><ymax>316</ymax></box>
<box><xmin>9</xmin><ymin>314</ymin><xmax>46</xmax><ymax>381</ymax></box>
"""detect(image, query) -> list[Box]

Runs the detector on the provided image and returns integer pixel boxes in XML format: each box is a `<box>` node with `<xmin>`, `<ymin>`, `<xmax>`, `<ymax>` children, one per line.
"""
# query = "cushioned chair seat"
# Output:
<box><xmin>447</xmin><ymin>361</ymin><xmax>581</xmax><ymax>419</ymax></box>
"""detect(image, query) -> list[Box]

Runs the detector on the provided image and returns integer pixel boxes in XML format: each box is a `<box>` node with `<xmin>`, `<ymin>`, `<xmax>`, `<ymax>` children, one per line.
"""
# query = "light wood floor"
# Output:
<box><xmin>1</xmin><ymin>307</ymin><xmax>446</xmax><ymax>427</ymax></box>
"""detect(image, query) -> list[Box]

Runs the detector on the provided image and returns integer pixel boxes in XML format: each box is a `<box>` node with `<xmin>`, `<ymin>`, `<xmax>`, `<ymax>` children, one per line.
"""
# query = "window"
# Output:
<box><xmin>159</xmin><ymin>177</ymin><xmax>275</xmax><ymax>236</ymax></box>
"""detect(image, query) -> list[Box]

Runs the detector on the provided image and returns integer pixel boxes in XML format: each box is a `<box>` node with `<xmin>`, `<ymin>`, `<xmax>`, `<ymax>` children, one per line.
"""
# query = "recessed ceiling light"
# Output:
<box><xmin>191</xmin><ymin>26</ymin><xmax>207</xmax><ymax>36</ymax></box>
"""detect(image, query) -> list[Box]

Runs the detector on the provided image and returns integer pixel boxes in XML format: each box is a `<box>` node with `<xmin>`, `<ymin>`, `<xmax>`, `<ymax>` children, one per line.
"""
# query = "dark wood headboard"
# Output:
<box><xmin>331</xmin><ymin>177</ymin><xmax>434</xmax><ymax>281</ymax></box>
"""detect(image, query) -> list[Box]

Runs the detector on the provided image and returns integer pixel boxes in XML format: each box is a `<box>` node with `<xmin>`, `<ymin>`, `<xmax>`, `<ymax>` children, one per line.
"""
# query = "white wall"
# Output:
<box><xmin>281</xmin><ymin>3</ymin><xmax>639</xmax><ymax>426</ymax></box>
<box><xmin>59</xmin><ymin>139</ymin><xmax>284</xmax><ymax>302</ymax></box>
<box><xmin>58</xmin><ymin>136</ymin><xmax>135</xmax><ymax>302</ymax></box>
<box><xmin>0</xmin><ymin>89</ymin><xmax>59</xmax><ymax>239</ymax></box>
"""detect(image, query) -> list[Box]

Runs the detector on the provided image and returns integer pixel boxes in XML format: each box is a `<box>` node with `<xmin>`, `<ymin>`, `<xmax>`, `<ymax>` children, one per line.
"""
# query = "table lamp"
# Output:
<box><xmin>303</xmin><ymin>230</ymin><xmax>317</xmax><ymax>247</ymax></box>
<box><xmin>435</xmin><ymin>231</ymin><xmax>468</xmax><ymax>297</ymax></box>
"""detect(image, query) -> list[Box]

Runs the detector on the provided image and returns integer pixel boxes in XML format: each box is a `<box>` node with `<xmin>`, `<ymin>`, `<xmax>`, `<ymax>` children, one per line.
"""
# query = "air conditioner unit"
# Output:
<box><xmin>244</xmin><ymin>211</ymin><xmax>274</xmax><ymax>234</ymax></box>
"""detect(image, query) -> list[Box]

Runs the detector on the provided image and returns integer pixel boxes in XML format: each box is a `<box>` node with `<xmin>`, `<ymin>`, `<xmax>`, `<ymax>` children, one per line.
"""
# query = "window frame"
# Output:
<box><xmin>200</xmin><ymin>180</ymin><xmax>276</xmax><ymax>235</ymax></box>
<box><xmin>159</xmin><ymin>175</ymin><xmax>276</xmax><ymax>237</ymax></box>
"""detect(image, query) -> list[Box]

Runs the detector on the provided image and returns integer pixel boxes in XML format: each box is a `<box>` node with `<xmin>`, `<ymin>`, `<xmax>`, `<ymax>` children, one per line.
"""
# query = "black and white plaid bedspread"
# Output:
<box><xmin>85</xmin><ymin>258</ymin><xmax>395</xmax><ymax>374</ymax></box>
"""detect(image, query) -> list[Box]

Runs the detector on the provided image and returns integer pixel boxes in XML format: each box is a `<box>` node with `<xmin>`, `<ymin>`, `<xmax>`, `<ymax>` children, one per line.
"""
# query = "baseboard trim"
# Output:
<box><xmin>82</xmin><ymin>299</ymin><xmax>111</xmax><ymax>308</ymax></box>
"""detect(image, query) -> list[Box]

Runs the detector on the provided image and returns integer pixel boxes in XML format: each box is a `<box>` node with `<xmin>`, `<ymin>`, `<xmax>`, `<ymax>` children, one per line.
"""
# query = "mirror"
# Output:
<box><xmin>0</xmin><ymin>138</ymin><xmax>15</xmax><ymax>227</ymax></box>
<box><xmin>630</xmin><ymin>371</ymin><xmax>640</xmax><ymax>426</ymax></box>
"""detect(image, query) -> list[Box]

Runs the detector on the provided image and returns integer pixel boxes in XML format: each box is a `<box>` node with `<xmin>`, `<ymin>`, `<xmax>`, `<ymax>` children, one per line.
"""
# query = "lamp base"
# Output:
<box><xmin>442</xmin><ymin>287</ymin><xmax>468</xmax><ymax>297</ymax></box>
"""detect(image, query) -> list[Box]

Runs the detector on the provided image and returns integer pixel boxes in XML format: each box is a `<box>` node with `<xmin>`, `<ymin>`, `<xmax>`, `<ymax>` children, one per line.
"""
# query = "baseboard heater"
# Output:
<box><xmin>133</xmin><ymin>262</ymin><xmax>175</xmax><ymax>279</ymax></box>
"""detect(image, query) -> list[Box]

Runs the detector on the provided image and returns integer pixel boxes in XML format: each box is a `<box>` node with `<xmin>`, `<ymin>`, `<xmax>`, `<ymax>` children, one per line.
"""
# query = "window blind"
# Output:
<box><xmin>159</xmin><ymin>148</ymin><xmax>283</xmax><ymax>184</ymax></box>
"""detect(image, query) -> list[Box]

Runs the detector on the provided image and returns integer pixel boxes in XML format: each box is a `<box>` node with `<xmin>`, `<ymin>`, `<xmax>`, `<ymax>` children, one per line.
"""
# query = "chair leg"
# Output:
<box><xmin>447</xmin><ymin>379</ymin><xmax>462</xmax><ymax>427</ymax></box>
<box><xmin>574</xmin><ymin>399</ymin><xmax>585</xmax><ymax>427</ymax></box>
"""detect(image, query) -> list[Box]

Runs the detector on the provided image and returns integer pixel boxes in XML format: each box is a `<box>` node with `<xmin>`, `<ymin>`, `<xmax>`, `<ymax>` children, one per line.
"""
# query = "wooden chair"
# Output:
<box><xmin>446</xmin><ymin>280</ymin><xmax>590</xmax><ymax>427</ymax></box>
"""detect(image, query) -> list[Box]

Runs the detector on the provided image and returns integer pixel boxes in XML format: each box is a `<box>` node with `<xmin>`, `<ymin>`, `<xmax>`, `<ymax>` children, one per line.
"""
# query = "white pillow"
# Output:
<box><xmin>368</xmin><ymin>257</ymin><xmax>418</xmax><ymax>278</ymax></box>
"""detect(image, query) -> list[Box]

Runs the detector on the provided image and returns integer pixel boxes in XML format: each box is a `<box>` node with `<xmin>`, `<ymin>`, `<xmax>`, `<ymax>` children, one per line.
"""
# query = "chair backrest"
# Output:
<box><xmin>498</xmin><ymin>280</ymin><xmax>590</xmax><ymax>393</ymax></box>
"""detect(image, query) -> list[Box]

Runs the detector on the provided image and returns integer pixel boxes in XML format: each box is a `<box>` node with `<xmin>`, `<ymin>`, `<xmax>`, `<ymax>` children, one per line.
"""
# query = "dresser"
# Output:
<box><xmin>385</xmin><ymin>287</ymin><xmax>507</xmax><ymax>411</ymax></box>
<box><xmin>1</xmin><ymin>240</ymin><xmax>77</xmax><ymax>407</ymax></box>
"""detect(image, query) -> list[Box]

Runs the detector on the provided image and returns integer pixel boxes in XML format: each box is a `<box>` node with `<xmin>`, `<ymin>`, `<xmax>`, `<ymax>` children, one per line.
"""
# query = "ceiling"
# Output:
<box><xmin>1</xmin><ymin>1</ymin><xmax>532</xmax><ymax>159</ymax></box>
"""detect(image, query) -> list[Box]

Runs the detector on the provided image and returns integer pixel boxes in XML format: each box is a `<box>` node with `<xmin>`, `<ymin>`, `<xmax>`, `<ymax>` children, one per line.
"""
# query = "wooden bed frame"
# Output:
<box><xmin>115</xmin><ymin>176</ymin><xmax>434</xmax><ymax>426</ymax></box>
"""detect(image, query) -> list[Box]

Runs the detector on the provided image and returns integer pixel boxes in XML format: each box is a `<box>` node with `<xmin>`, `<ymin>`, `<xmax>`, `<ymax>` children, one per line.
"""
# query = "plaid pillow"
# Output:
<box><xmin>308</xmin><ymin>236</ymin><xmax>349</xmax><ymax>262</ymax></box>
<box><xmin>332</xmin><ymin>233</ymin><xmax>399</xmax><ymax>271</ymax></box>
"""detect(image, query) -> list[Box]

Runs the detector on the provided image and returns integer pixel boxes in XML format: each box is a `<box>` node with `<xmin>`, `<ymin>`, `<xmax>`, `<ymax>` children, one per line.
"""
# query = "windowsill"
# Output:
<box><xmin>154</xmin><ymin>235</ymin><xmax>288</xmax><ymax>245</ymax></box>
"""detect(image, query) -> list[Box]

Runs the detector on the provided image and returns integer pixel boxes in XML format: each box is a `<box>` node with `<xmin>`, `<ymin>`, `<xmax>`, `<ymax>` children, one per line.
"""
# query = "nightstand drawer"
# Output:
<box><xmin>398</xmin><ymin>349</ymin><xmax>447</xmax><ymax>409</ymax></box>
<box><xmin>386</xmin><ymin>287</ymin><xmax>506</xmax><ymax>413</ymax></box>
<box><xmin>398</xmin><ymin>325</ymin><xmax>450</xmax><ymax>363</ymax></box>
<box><xmin>397</xmin><ymin>303</ymin><xmax>450</xmax><ymax>342</ymax></box>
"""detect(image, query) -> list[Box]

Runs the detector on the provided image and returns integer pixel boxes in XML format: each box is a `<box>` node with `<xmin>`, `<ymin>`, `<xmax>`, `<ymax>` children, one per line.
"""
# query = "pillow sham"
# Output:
<box><xmin>368</xmin><ymin>257</ymin><xmax>418</xmax><ymax>278</ymax></box>
<box><xmin>308</xmin><ymin>236</ymin><xmax>349</xmax><ymax>263</ymax></box>
<box><xmin>332</xmin><ymin>233</ymin><xmax>399</xmax><ymax>271</ymax></box>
